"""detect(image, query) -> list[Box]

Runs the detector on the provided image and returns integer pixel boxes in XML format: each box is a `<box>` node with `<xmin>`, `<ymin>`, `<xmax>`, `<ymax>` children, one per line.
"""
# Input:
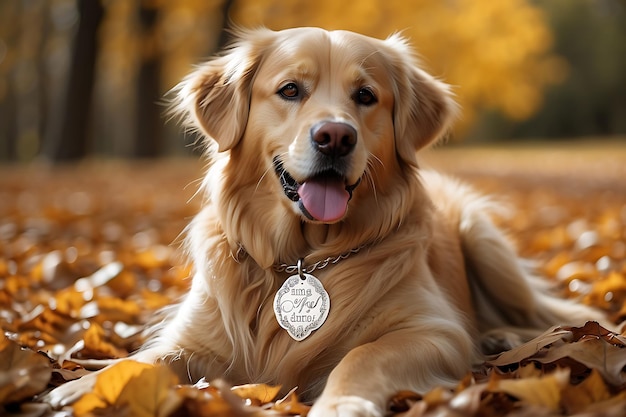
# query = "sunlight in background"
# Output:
<box><xmin>0</xmin><ymin>0</ymin><xmax>624</xmax><ymax>161</ymax></box>
<box><xmin>232</xmin><ymin>0</ymin><xmax>565</xmax><ymax>126</ymax></box>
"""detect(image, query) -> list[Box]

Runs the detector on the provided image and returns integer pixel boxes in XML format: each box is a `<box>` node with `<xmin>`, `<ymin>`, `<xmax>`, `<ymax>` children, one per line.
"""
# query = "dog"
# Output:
<box><xmin>46</xmin><ymin>27</ymin><xmax>607</xmax><ymax>417</ymax></box>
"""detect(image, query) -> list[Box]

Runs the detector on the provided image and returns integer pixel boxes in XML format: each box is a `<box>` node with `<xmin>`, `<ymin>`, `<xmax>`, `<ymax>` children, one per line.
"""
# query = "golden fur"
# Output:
<box><xmin>47</xmin><ymin>27</ymin><xmax>607</xmax><ymax>417</ymax></box>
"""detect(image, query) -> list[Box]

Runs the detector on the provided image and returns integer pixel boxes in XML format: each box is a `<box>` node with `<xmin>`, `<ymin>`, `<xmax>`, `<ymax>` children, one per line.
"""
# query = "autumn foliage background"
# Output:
<box><xmin>1</xmin><ymin>0</ymin><xmax>626</xmax><ymax>416</ymax></box>
<box><xmin>1</xmin><ymin>0</ymin><xmax>625</xmax><ymax>160</ymax></box>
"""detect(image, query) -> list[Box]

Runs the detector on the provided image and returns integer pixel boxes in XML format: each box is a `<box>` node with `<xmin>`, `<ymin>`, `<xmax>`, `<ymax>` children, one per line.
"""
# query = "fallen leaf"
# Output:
<box><xmin>487</xmin><ymin>327</ymin><xmax>572</xmax><ymax>367</ymax></box>
<box><xmin>231</xmin><ymin>384</ymin><xmax>282</xmax><ymax>405</ymax></box>
<box><xmin>2</xmin><ymin>158</ymin><xmax>626</xmax><ymax>416</ymax></box>
<box><xmin>0</xmin><ymin>337</ymin><xmax>51</xmax><ymax>405</ymax></box>
<box><xmin>272</xmin><ymin>388</ymin><xmax>311</xmax><ymax>416</ymax></box>
<box><xmin>115</xmin><ymin>365</ymin><xmax>181</xmax><ymax>417</ymax></box>
<box><xmin>491</xmin><ymin>368</ymin><xmax>570</xmax><ymax>411</ymax></box>
<box><xmin>488</xmin><ymin>322</ymin><xmax>626</xmax><ymax>386</ymax></box>
<box><xmin>388</xmin><ymin>390</ymin><xmax>422</xmax><ymax>413</ymax></box>
<box><xmin>79</xmin><ymin>322</ymin><xmax>128</xmax><ymax>359</ymax></box>
<box><xmin>176</xmin><ymin>383</ymin><xmax>236</xmax><ymax>417</ymax></box>
<box><xmin>72</xmin><ymin>360</ymin><xmax>155</xmax><ymax>415</ymax></box>
<box><xmin>534</xmin><ymin>336</ymin><xmax>626</xmax><ymax>386</ymax></box>
<box><xmin>1</xmin><ymin>402</ymin><xmax>56</xmax><ymax>417</ymax></box>
<box><xmin>561</xmin><ymin>369</ymin><xmax>611</xmax><ymax>414</ymax></box>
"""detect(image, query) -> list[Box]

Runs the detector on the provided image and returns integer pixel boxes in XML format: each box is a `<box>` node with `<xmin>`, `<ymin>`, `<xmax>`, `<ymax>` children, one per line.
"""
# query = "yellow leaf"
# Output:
<box><xmin>231</xmin><ymin>383</ymin><xmax>281</xmax><ymax>405</ymax></box>
<box><xmin>81</xmin><ymin>322</ymin><xmax>128</xmax><ymax>359</ymax></box>
<box><xmin>273</xmin><ymin>389</ymin><xmax>311</xmax><ymax>416</ymax></box>
<box><xmin>73</xmin><ymin>360</ymin><xmax>154</xmax><ymax>415</ymax></box>
<box><xmin>96</xmin><ymin>295</ymin><xmax>141</xmax><ymax>322</ymax></box>
<box><xmin>561</xmin><ymin>370</ymin><xmax>611</xmax><ymax>414</ymax></box>
<box><xmin>422</xmin><ymin>386</ymin><xmax>453</xmax><ymax>407</ymax></box>
<box><xmin>517</xmin><ymin>363</ymin><xmax>543</xmax><ymax>379</ymax></box>
<box><xmin>116</xmin><ymin>365</ymin><xmax>180</xmax><ymax>417</ymax></box>
<box><xmin>493</xmin><ymin>368</ymin><xmax>569</xmax><ymax>411</ymax></box>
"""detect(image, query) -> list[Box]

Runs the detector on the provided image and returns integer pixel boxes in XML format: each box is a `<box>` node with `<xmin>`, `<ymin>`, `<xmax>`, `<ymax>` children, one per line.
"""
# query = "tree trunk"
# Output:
<box><xmin>133</xmin><ymin>2</ymin><xmax>162</xmax><ymax>158</ymax></box>
<box><xmin>41</xmin><ymin>0</ymin><xmax>103</xmax><ymax>162</ymax></box>
<box><xmin>217</xmin><ymin>0</ymin><xmax>236</xmax><ymax>49</ymax></box>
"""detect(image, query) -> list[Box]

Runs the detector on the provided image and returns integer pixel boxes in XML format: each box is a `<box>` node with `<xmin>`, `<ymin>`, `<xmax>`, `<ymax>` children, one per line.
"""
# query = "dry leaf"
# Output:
<box><xmin>491</xmin><ymin>368</ymin><xmax>570</xmax><ymax>411</ymax></box>
<box><xmin>79</xmin><ymin>322</ymin><xmax>128</xmax><ymax>359</ymax></box>
<box><xmin>561</xmin><ymin>369</ymin><xmax>611</xmax><ymax>414</ymax></box>
<box><xmin>487</xmin><ymin>327</ymin><xmax>572</xmax><ymax>367</ymax></box>
<box><xmin>72</xmin><ymin>360</ymin><xmax>155</xmax><ymax>415</ymax></box>
<box><xmin>1</xmin><ymin>159</ymin><xmax>626</xmax><ymax>416</ymax></box>
<box><xmin>230</xmin><ymin>384</ymin><xmax>282</xmax><ymax>405</ymax></box>
<box><xmin>114</xmin><ymin>365</ymin><xmax>181</xmax><ymax>417</ymax></box>
<box><xmin>534</xmin><ymin>336</ymin><xmax>626</xmax><ymax>386</ymax></box>
<box><xmin>488</xmin><ymin>322</ymin><xmax>626</xmax><ymax>386</ymax></box>
<box><xmin>176</xmin><ymin>383</ymin><xmax>237</xmax><ymax>417</ymax></box>
<box><xmin>388</xmin><ymin>390</ymin><xmax>422</xmax><ymax>413</ymax></box>
<box><xmin>0</xmin><ymin>337</ymin><xmax>51</xmax><ymax>405</ymax></box>
<box><xmin>272</xmin><ymin>389</ymin><xmax>311</xmax><ymax>416</ymax></box>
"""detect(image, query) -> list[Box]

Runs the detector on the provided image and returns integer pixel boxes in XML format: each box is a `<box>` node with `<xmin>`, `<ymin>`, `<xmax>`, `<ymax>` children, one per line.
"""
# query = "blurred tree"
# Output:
<box><xmin>506</xmin><ymin>0</ymin><xmax>626</xmax><ymax>140</ymax></box>
<box><xmin>42</xmin><ymin>0</ymin><xmax>103</xmax><ymax>161</ymax></box>
<box><xmin>0</xmin><ymin>0</ymin><xmax>623</xmax><ymax>162</ymax></box>
<box><xmin>135</xmin><ymin>0</ymin><xmax>163</xmax><ymax>157</ymax></box>
<box><xmin>1</xmin><ymin>0</ymin><xmax>50</xmax><ymax>162</ymax></box>
<box><xmin>0</xmin><ymin>2</ymin><xmax>18</xmax><ymax>161</ymax></box>
<box><xmin>217</xmin><ymin>0</ymin><xmax>237</xmax><ymax>48</ymax></box>
<box><xmin>91</xmin><ymin>0</ymin><xmax>224</xmax><ymax>158</ymax></box>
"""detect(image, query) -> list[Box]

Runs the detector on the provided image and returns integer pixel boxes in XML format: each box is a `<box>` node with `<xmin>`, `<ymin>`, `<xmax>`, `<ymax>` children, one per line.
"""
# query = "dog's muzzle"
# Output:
<box><xmin>273</xmin><ymin>157</ymin><xmax>360</xmax><ymax>223</ymax></box>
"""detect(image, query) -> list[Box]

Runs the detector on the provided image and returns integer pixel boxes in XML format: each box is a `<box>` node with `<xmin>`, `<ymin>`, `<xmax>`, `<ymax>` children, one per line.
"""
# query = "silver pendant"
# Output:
<box><xmin>274</xmin><ymin>260</ymin><xmax>330</xmax><ymax>341</ymax></box>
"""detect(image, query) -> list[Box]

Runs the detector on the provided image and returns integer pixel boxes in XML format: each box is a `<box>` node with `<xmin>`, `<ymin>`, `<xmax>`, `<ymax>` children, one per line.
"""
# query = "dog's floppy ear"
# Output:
<box><xmin>172</xmin><ymin>29</ymin><xmax>274</xmax><ymax>152</ymax></box>
<box><xmin>384</xmin><ymin>35</ymin><xmax>459</xmax><ymax>164</ymax></box>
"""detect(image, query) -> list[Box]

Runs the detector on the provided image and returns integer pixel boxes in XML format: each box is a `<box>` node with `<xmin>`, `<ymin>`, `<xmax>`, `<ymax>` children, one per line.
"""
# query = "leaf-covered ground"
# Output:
<box><xmin>1</xmin><ymin>143</ymin><xmax>626</xmax><ymax>416</ymax></box>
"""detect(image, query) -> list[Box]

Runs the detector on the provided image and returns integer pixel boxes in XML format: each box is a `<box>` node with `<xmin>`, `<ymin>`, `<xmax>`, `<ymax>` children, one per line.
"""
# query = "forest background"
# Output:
<box><xmin>0</xmin><ymin>0</ymin><xmax>624</xmax><ymax>163</ymax></box>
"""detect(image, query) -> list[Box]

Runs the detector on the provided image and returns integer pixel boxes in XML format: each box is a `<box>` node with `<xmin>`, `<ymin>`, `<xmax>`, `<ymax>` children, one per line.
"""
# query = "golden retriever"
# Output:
<box><xmin>47</xmin><ymin>27</ymin><xmax>606</xmax><ymax>416</ymax></box>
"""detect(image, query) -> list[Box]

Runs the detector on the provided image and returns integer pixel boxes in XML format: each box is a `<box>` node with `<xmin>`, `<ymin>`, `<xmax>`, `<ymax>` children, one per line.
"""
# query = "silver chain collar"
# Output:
<box><xmin>236</xmin><ymin>243</ymin><xmax>366</xmax><ymax>274</ymax></box>
<box><xmin>273</xmin><ymin>245</ymin><xmax>366</xmax><ymax>274</ymax></box>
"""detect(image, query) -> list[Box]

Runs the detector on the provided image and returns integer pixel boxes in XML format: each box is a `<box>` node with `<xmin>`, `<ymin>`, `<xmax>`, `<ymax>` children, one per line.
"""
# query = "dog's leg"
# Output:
<box><xmin>309</xmin><ymin>323</ymin><xmax>473</xmax><ymax>417</ymax></box>
<box><xmin>43</xmin><ymin>363</ymin><xmax>112</xmax><ymax>408</ymax></box>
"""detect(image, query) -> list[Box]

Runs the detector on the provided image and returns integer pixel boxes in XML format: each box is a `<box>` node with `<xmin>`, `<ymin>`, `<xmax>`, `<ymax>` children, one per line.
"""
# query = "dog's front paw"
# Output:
<box><xmin>309</xmin><ymin>396</ymin><xmax>383</xmax><ymax>417</ymax></box>
<box><xmin>41</xmin><ymin>374</ymin><xmax>97</xmax><ymax>409</ymax></box>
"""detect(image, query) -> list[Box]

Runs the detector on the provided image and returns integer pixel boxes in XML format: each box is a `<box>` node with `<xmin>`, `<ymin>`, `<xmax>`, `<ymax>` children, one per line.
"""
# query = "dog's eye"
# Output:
<box><xmin>354</xmin><ymin>88</ymin><xmax>377</xmax><ymax>106</ymax></box>
<box><xmin>278</xmin><ymin>83</ymin><xmax>300</xmax><ymax>100</ymax></box>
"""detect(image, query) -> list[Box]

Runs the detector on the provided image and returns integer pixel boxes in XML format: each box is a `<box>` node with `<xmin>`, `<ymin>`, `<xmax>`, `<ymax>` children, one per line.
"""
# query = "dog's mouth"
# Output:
<box><xmin>273</xmin><ymin>157</ymin><xmax>360</xmax><ymax>223</ymax></box>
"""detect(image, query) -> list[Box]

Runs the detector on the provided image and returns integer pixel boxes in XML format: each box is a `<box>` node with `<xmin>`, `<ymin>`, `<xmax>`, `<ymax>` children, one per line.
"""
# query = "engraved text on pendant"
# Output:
<box><xmin>273</xmin><ymin>273</ymin><xmax>330</xmax><ymax>341</ymax></box>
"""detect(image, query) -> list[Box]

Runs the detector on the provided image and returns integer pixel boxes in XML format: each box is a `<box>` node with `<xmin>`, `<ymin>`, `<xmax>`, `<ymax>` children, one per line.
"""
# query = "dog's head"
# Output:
<box><xmin>174</xmin><ymin>27</ymin><xmax>457</xmax><ymax>225</ymax></box>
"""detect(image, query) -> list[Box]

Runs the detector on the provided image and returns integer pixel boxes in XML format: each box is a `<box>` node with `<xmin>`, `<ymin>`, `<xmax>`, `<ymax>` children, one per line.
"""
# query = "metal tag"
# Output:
<box><xmin>273</xmin><ymin>273</ymin><xmax>330</xmax><ymax>341</ymax></box>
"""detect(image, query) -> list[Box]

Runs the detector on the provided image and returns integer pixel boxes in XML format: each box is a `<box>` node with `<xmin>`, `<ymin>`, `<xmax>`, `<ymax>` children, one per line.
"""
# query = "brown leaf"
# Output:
<box><xmin>487</xmin><ymin>327</ymin><xmax>572</xmax><ymax>367</ymax></box>
<box><xmin>564</xmin><ymin>321</ymin><xmax>626</xmax><ymax>345</ymax></box>
<box><xmin>176</xmin><ymin>383</ymin><xmax>236</xmax><ymax>417</ymax></box>
<box><xmin>389</xmin><ymin>390</ymin><xmax>422</xmax><ymax>413</ymax></box>
<box><xmin>533</xmin><ymin>335</ymin><xmax>626</xmax><ymax>386</ymax></box>
<box><xmin>2</xmin><ymin>158</ymin><xmax>626</xmax><ymax>416</ymax></box>
<box><xmin>489</xmin><ymin>322</ymin><xmax>626</xmax><ymax>387</ymax></box>
<box><xmin>0</xmin><ymin>337</ymin><xmax>51</xmax><ymax>405</ymax></box>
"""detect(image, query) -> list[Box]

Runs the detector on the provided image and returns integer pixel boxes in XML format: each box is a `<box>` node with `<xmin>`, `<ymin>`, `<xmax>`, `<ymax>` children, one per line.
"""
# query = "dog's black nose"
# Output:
<box><xmin>311</xmin><ymin>122</ymin><xmax>357</xmax><ymax>157</ymax></box>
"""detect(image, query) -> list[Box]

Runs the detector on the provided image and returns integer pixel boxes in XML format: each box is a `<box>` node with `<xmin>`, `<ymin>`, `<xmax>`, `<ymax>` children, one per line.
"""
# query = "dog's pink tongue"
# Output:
<box><xmin>298</xmin><ymin>178</ymin><xmax>349</xmax><ymax>222</ymax></box>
